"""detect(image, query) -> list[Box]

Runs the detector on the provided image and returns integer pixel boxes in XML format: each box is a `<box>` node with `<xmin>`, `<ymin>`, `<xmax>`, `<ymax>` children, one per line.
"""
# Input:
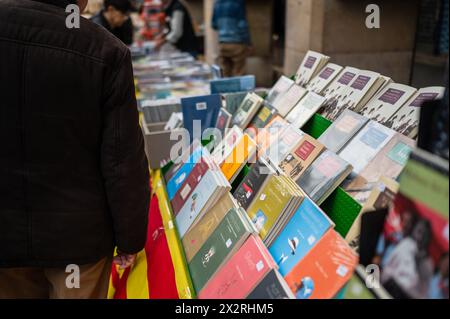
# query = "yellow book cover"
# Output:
<box><xmin>220</xmin><ymin>134</ymin><xmax>257</xmax><ymax>181</ymax></box>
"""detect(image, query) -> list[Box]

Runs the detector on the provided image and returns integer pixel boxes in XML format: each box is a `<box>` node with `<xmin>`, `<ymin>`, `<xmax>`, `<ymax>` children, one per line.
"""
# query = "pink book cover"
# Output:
<box><xmin>170</xmin><ymin>158</ymin><xmax>210</xmax><ymax>216</ymax></box>
<box><xmin>199</xmin><ymin>236</ymin><xmax>275</xmax><ymax>299</ymax></box>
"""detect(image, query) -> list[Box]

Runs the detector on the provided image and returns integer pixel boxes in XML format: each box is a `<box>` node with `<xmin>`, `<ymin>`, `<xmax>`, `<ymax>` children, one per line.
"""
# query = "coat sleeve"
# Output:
<box><xmin>101</xmin><ymin>49</ymin><xmax>150</xmax><ymax>254</ymax></box>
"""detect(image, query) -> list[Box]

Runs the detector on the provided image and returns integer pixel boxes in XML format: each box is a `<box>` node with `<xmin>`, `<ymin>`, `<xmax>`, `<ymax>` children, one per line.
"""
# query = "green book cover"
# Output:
<box><xmin>188</xmin><ymin>208</ymin><xmax>251</xmax><ymax>293</ymax></box>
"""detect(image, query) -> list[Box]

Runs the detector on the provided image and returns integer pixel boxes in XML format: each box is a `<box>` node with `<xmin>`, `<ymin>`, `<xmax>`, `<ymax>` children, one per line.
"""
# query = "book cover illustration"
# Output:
<box><xmin>307</xmin><ymin>63</ymin><xmax>343</xmax><ymax>95</ymax></box>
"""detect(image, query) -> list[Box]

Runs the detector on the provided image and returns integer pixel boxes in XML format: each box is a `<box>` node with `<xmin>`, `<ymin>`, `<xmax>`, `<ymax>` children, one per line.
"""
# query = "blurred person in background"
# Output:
<box><xmin>156</xmin><ymin>0</ymin><xmax>199</xmax><ymax>58</ymax></box>
<box><xmin>91</xmin><ymin>0</ymin><xmax>134</xmax><ymax>45</ymax></box>
<box><xmin>212</xmin><ymin>0</ymin><xmax>251</xmax><ymax>77</ymax></box>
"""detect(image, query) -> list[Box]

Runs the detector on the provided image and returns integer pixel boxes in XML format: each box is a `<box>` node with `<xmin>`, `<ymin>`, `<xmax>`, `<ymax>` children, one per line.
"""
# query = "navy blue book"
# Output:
<box><xmin>182</xmin><ymin>94</ymin><xmax>222</xmax><ymax>141</ymax></box>
<box><xmin>210</xmin><ymin>75</ymin><xmax>256</xmax><ymax>94</ymax></box>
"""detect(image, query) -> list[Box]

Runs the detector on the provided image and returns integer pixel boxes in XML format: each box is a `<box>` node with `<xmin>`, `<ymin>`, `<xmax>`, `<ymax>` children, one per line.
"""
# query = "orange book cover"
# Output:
<box><xmin>220</xmin><ymin>134</ymin><xmax>257</xmax><ymax>181</ymax></box>
<box><xmin>285</xmin><ymin>229</ymin><xmax>358</xmax><ymax>299</ymax></box>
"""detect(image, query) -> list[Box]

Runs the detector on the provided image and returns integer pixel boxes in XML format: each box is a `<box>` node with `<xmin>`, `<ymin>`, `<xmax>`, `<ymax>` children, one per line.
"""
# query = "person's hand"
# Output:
<box><xmin>113</xmin><ymin>251</ymin><xmax>137</xmax><ymax>269</ymax></box>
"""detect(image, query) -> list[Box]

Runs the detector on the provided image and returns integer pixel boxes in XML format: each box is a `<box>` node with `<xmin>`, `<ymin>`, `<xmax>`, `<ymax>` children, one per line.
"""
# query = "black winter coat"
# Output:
<box><xmin>0</xmin><ymin>0</ymin><xmax>150</xmax><ymax>268</ymax></box>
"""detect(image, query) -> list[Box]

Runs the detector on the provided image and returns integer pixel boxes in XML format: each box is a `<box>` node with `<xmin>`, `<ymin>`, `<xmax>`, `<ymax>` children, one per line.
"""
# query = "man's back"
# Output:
<box><xmin>212</xmin><ymin>0</ymin><xmax>250</xmax><ymax>44</ymax></box>
<box><xmin>0</xmin><ymin>0</ymin><xmax>150</xmax><ymax>268</ymax></box>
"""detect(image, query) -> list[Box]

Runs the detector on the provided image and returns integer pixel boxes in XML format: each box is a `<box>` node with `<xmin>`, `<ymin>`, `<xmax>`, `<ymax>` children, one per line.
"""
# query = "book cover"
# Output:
<box><xmin>215</xmin><ymin>108</ymin><xmax>232</xmax><ymax>136</ymax></box>
<box><xmin>339</xmin><ymin>120</ymin><xmax>396</xmax><ymax>175</ymax></box>
<box><xmin>269</xmin><ymin>197</ymin><xmax>334</xmax><ymax>276</ymax></box>
<box><xmin>210</xmin><ymin>75</ymin><xmax>256</xmax><ymax>94</ymax></box>
<box><xmin>279</xmin><ymin>135</ymin><xmax>325</xmax><ymax>181</ymax></box>
<box><xmin>345</xmin><ymin>133</ymin><xmax>416</xmax><ymax>203</ymax></box>
<box><xmin>171</xmin><ymin>157</ymin><xmax>211</xmax><ymax>216</ymax></box>
<box><xmin>223</xmin><ymin>91</ymin><xmax>249</xmax><ymax>115</ymax></box>
<box><xmin>256</xmin><ymin>115</ymin><xmax>289</xmax><ymax>153</ymax></box>
<box><xmin>175</xmin><ymin>169</ymin><xmax>225</xmax><ymax>238</ymax></box>
<box><xmin>318</xmin><ymin>110</ymin><xmax>369</xmax><ymax>153</ymax></box>
<box><xmin>246</xmin><ymin>175</ymin><xmax>295</xmax><ymax>240</ymax></box>
<box><xmin>389</xmin><ymin>86</ymin><xmax>445</xmax><ymax>138</ymax></box>
<box><xmin>295</xmin><ymin>51</ymin><xmax>330</xmax><ymax>87</ymax></box>
<box><xmin>188</xmin><ymin>208</ymin><xmax>253</xmax><ymax>293</ymax></box>
<box><xmin>181</xmin><ymin>94</ymin><xmax>222</xmax><ymax>141</ymax></box>
<box><xmin>211</xmin><ymin>126</ymin><xmax>243</xmax><ymax>166</ymax></box>
<box><xmin>307</xmin><ymin>63</ymin><xmax>343</xmax><ymax>95</ymax></box>
<box><xmin>360</xmin><ymin>83</ymin><xmax>417</xmax><ymax>125</ymax></box>
<box><xmin>220</xmin><ymin>134</ymin><xmax>257</xmax><ymax>182</ymax></box>
<box><xmin>199</xmin><ymin>236</ymin><xmax>276</xmax><ymax>299</ymax></box>
<box><xmin>328</xmin><ymin>70</ymin><xmax>384</xmax><ymax>121</ymax></box>
<box><xmin>285</xmin><ymin>229</ymin><xmax>358</xmax><ymax>299</ymax></box>
<box><xmin>247</xmin><ymin>269</ymin><xmax>295</xmax><ymax>299</ymax></box>
<box><xmin>272</xmin><ymin>84</ymin><xmax>307</xmax><ymax>117</ymax></box>
<box><xmin>231</xmin><ymin>93</ymin><xmax>264</xmax><ymax>129</ymax></box>
<box><xmin>266</xmin><ymin>76</ymin><xmax>294</xmax><ymax>105</ymax></box>
<box><xmin>266</xmin><ymin>125</ymin><xmax>305</xmax><ymax>165</ymax></box>
<box><xmin>320</xmin><ymin>67</ymin><xmax>360</xmax><ymax>119</ymax></box>
<box><xmin>286</xmin><ymin>92</ymin><xmax>327</xmax><ymax>129</ymax></box>
<box><xmin>297</xmin><ymin>150</ymin><xmax>352</xmax><ymax>204</ymax></box>
<box><xmin>166</xmin><ymin>146</ymin><xmax>204</xmax><ymax>200</ymax></box>
<box><xmin>182</xmin><ymin>193</ymin><xmax>238</xmax><ymax>262</ymax></box>
<box><xmin>246</xmin><ymin>103</ymin><xmax>277</xmax><ymax>138</ymax></box>
<box><xmin>233</xmin><ymin>157</ymin><xmax>277</xmax><ymax>210</ymax></box>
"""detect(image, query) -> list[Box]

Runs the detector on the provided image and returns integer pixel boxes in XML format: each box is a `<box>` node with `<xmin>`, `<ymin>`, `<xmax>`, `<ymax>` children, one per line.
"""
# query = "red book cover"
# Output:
<box><xmin>199</xmin><ymin>236</ymin><xmax>276</xmax><ymax>299</ymax></box>
<box><xmin>285</xmin><ymin>229</ymin><xmax>358</xmax><ymax>299</ymax></box>
<box><xmin>170</xmin><ymin>158</ymin><xmax>210</xmax><ymax>216</ymax></box>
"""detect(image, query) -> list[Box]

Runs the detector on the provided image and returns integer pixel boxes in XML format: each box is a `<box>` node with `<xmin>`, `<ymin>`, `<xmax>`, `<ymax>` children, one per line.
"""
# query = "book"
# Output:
<box><xmin>246</xmin><ymin>269</ymin><xmax>295</xmax><ymax>299</ymax></box>
<box><xmin>166</xmin><ymin>144</ymin><xmax>204</xmax><ymax>200</ymax></box>
<box><xmin>231</xmin><ymin>93</ymin><xmax>264</xmax><ymax>129</ymax></box>
<box><xmin>285</xmin><ymin>229</ymin><xmax>358</xmax><ymax>299</ymax></box>
<box><xmin>295</xmin><ymin>51</ymin><xmax>330</xmax><ymax>87</ymax></box>
<box><xmin>255</xmin><ymin>115</ymin><xmax>289</xmax><ymax>154</ymax></box>
<box><xmin>266</xmin><ymin>76</ymin><xmax>294</xmax><ymax>106</ymax></box>
<box><xmin>389</xmin><ymin>86</ymin><xmax>445</xmax><ymax>138</ymax></box>
<box><xmin>164</xmin><ymin>112</ymin><xmax>183</xmax><ymax>131</ymax></box>
<box><xmin>320</xmin><ymin>67</ymin><xmax>360</xmax><ymax>119</ymax></box>
<box><xmin>328</xmin><ymin>70</ymin><xmax>387</xmax><ymax>121</ymax></box>
<box><xmin>279</xmin><ymin>134</ymin><xmax>326</xmax><ymax>181</ymax></box>
<box><xmin>215</xmin><ymin>108</ymin><xmax>232</xmax><ymax>136</ymax></box>
<box><xmin>211</xmin><ymin>126</ymin><xmax>243</xmax><ymax>166</ymax></box>
<box><xmin>188</xmin><ymin>208</ymin><xmax>257</xmax><ymax>293</ymax></box>
<box><xmin>306</xmin><ymin>63</ymin><xmax>343</xmax><ymax>95</ymax></box>
<box><xmin>182</xmin><ymin>192</ymin><xmax>239</xmax><ymax>262</ymax></box>
<box><xmin>285</xmin><ymin>92</ymin><xmax>327</xmax><ymax>129</ymax></box>
<box><xmin>297</xmin><ymin>150</ymin><xmax>353</xmax><ymax>205</ymax></box>
<box><xmin>175</xmin><ymin>164</ymin><xmax>231</xmax><ymax>238</ymax></box>
<box><xmin>344</xmin><ymin>133</ymin><xmax>416</xmax><ymax>203</ymax></box>
<box><xmin>360</xmin><ymin>83</ymin><xmax>417</xmax><ymax>125</ymax></box>
<box><xmin>246</xmin><ymin>174</ymin><xmax>304</xmax><ymax>241</ymax></box>
<box><xmin>318</xmin><ymin>110</ymin><xmax>369</xmax><ymax>153</ymax></box>
<box><xmin>210</xmin><ymin>75</ymin><xmax>256</xmax><ymax>94</ymax></box>
<box><xmin>272</xmin><ymin>84</ymin><xmax>307</xmax><ymax>117</ymax></box>
<box><xmin>266</xmin><ymin>125</ymin><xmax>305</xmax><ymax>165</ymax></box>
<box><xmin>338</xmin><ymin>120</ymin><xmax>396</xmax><ymax>175</ymax></box>
<box><xmin>223</xmin><ymin>91</ymin><xmax>249</xmax><ymax>115</ymax></box>
<box><xmin>233</xmin><ymin>157</ymin><xmax>278</xmax><ymax>211</ymax></box>
<box><xmin>181</xmin><ymin>94</ymin><xmax>222</xmax><ymax>142</ymax></box>
<box><xmin>199</xmin><ymin>235</ymin><xmax>277</xmax><ymax>299</ymax></box>
<box><xmin>246</xmin><ymin>103</ymin><xmax>277</xmax><ymax>138</ymax></box>
<box><xmin>220</xmin><ymin>134</ymin><xmax>257</xmax><ymax>183</ymax></box>
<box><xmin>269</xmin><ymin>197</ymin><xmax>334</xmax><ymax>276</ymax></box>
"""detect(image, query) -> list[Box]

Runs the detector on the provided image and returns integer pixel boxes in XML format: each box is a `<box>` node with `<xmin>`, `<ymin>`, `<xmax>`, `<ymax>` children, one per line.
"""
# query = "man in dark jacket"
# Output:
<box><xmin>0</xmin><ymin>0</ymin><xmax>150</xmax><ymax>298</ymax></box>
<box><xmin>91</xmin><ymin>0</ymin><xmax>134</xmax><ymax>45</ymax></box>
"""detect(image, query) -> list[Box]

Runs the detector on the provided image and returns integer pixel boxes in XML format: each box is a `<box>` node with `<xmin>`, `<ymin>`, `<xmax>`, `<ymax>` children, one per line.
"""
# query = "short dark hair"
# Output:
<box><xmin>105</xmin><ymin>0</ymin><xmax>132</xmax><ymax>14</ymax></box>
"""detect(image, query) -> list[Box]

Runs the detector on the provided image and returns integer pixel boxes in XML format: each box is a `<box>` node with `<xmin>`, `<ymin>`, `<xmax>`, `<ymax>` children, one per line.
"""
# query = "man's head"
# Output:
<box><xmin>103</xmin><ymin>0</ymin><xmax>132</xmax><ymax>28</ymax></box>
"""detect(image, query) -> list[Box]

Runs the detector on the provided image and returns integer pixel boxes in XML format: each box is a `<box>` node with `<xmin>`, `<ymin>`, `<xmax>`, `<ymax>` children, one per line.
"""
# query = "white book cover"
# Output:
<box><xmin>211</xmin><ymin>126</ymin><xmax>243</xmax><ymax>165</ymax></box>
<box><xmin>266</xmin><ymin>125</ymin><xmax>305</xmax><ymax>165</ymax></box>
<box><xmin>389</xmin><ymin>86</ymin><xmax>445</xmax><ymax>137</ymax></box>
<box><xmin>338</xmin><ymin>120</ymin><xmax>396</xmax><ymax>175</ymax></box>
<box><xmin>295</xmin><ymin>51</ymin><xmax>329</xmax><ymax>87</ymax></box>
<box><xmin>360</xmin><ymin>83</ymin><xmax>417</xmax><ymax>126</ymax></box>
<box><xmin>231</xmin><ymin>93</ymin><xmax>264</xmax><ymax>129</ymax></box>
<box><xmin>306</xmin><ymin>63</ymin><xmax>343</xmax><ymax>94</ymax></box>
<box><xmin>320</xmin><ymin>67</ymin><xmax>360</xmax><ymax>119</ymax></box>
<box><xmin>272</xmin><ymin>84</ymin><xmax>307</xmax><ymax>117</ymax></box>
<box><xmin>266</xmin><ymin>76</ymin><xmax>294</xmax><ymax>105</ymax></box>
<box><xmin>164</xmin><ymin>112</ymin><xmax>183</xmax><ymax>131</ymax></box>
<box><xmin>328</xmin><ymin>70</ymin><xmax>383</xmax><ymax>120</ymax></box>
<box><xmin>286</xmin><ymin>92</ymin><xmax>327</xmax><ymax>129</ymax></box>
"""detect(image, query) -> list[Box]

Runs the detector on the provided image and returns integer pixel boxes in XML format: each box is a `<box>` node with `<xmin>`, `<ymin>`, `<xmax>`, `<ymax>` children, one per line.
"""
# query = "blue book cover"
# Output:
<box><xmin>210</xmin><ymin>75</ymin><xmax>256</xmax><ymax>94</ymax></box>
<box><xmin>268</xmin><ymin>198</ymin><xmax>333</xmax><ymax>276</ymax></box>
<box><xmin>175</xmin><ymin>170</ymin><xmax>220</xmax><ymax>238</ymax></box>
<box><xmin>182</xmin><ymin>94</ymin><xmax>222</xmax><ymax>142</ymax></box>
<box><xmin>166</xmin><ymin>146</ymin><xmax>204</xmax><ymax>200</ymax></box>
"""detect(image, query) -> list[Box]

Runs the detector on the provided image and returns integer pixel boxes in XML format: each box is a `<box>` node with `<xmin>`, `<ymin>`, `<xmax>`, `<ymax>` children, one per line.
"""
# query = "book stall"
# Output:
<box><xmin>109</xmin><ymin>49</ymin><xmax>449</xmax><ymax>300</ymax></box>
